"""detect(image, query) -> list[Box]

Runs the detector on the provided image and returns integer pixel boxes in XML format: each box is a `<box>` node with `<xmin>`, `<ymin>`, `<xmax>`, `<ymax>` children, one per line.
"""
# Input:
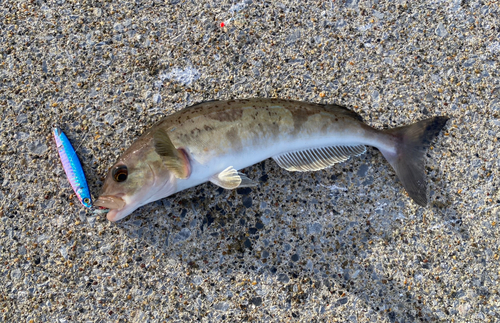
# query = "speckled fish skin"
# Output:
<box><xmin>95</xmin><ymin>98</ymin><xmax>448</xmax><ymax>222</ymax></box>
<box><xmin>53</xmin><ymin>127</ymin><xmax>92</xmax><ymax>208</ymax></box>
<box><xmin>159</xmin><ymin>99</ymin><xmax>392</xmax><ymax>192</ymax></box>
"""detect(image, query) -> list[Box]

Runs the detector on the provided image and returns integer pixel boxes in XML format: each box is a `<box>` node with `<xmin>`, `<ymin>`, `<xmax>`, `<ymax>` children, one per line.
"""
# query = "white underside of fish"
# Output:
<box><xmin>175</xmin><ymin>131</ymin><xmax>391</xmax><ymax>194</ymax></box>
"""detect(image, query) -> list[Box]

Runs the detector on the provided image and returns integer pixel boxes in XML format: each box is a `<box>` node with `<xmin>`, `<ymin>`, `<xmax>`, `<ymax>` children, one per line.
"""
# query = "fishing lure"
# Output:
<box><xmin>53</xmin><ymin>127</ymin><xmax>92</xmax><ymax>208</ymax></box>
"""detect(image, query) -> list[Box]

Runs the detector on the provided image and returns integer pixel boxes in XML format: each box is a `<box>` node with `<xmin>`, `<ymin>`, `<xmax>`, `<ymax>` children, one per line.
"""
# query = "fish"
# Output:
<box><xmin>94</xmin><ymin>98</ymin><xmax>448</xmax><ymax>222</ymax></box>
<box><xmin>53</xmin><ymin>127</ymin><xmax>92</xmax><ymax>208</ymax></box>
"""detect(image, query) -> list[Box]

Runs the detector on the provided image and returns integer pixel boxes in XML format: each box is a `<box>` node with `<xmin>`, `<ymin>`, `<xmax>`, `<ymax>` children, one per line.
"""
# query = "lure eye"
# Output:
<box><xmin>83</xmin><ymin>198</ymin><xmax>91</xmax><ymax>204</ymax></box>
<box><xmin>113</xmin><ymin>165</ymin><xmax>128</xmax><ymax>182</ymax></box>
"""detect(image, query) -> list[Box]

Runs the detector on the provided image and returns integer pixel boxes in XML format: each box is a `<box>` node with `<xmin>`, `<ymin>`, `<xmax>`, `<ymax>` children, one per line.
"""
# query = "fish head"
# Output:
<box><xmin>94</xmin><ymin>138</ymin><xmax>177</xmax><ymax>222</ymax></box>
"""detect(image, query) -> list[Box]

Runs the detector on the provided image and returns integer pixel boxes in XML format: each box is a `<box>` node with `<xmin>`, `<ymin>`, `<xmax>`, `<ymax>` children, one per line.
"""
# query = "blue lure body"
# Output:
<box><xmin>53</xmin><ymin>127</ymin><xmax>92</xmax><ymax>208</ymax></box>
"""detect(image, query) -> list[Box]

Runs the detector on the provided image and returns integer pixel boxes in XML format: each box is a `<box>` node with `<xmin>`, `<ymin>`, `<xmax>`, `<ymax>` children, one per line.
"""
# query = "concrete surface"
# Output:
<box><xmin>1</xmin><ymin>0</ymin><xmax>499</xmax><ymax>322</ymax></box>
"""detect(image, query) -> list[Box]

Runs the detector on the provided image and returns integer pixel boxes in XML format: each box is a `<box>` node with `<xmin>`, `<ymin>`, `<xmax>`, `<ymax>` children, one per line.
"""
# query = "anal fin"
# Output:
<box><xmin>273</xmin><ymin>145</ymin><xmax>366</xmax><ymax>172</ymax></box>
<box><xmin>210</xmin><ymin>166</ymin><xmax>258</xmax><ymax>189</ymax></box>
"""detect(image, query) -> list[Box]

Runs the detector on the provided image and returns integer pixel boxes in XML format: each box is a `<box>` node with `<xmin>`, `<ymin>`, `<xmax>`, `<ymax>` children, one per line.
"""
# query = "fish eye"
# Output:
<box><xmin>113</xmin><ymin>165</ymin><xmax>128</xmax><ymax>182</ymax></box>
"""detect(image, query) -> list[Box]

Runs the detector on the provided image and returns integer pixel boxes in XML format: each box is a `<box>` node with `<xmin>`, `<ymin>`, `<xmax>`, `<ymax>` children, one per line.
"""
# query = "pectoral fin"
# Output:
<box><xmin>154</xmin><ymin>129</ymin><xmax>191</xmax><ymax>179</ymax></box>
<box><xmin>210</xmin><ymin>166</ymin><xmax>257</xmax><ymax>189</ymax></box>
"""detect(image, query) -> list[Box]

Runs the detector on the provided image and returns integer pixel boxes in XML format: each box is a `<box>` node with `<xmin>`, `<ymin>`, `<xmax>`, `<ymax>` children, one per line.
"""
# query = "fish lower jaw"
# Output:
<box><xmin>106</xmin><ymin>205</ymin><xmax>138</xmax><ymax>222</ymax></box>
<box><xmin>106</xmin><ymin>209</ymin><xmax>124</xmax><ymax>222</ymax></box>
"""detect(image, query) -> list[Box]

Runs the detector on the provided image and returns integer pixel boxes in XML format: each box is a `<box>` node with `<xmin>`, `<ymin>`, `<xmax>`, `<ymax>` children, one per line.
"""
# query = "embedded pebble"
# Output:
<box><xmin>60</xmin><ymin>246</ymin><xmax>68</xmax><ymax>259</ymax></box>
<box><xmin>435</xmin><ymin>22</ymin><xmax>448</xmax><ymax>37</ymax></box>
<box><xmin>27</xmin><ymin>141</ymin><xmax>48</xmax><ymax>155</ymax></box>
<box><xmin>10</xmin><ymin>269</ymin><xmax>22</xmax><ymax>280</ymax></box>
<box><xmin>152</xmin><ymin>93</ymin><xmax>162</xmax><ymax>104</ymax></box>
<box><xmin>160</xmin><ymin>67</ymin><xmax>201</xmax><ymax>86</ymax></box>
<box><xmin>251</xmin><ymin>297</ymin><xmax>263</xmax><ymax>306</ymax></box>
<box><xmin>242</xmin><ymin>196</ymin><xmax>253</xmax><ymax>208</ymax></box>
<box><xmin>277</xmin><ymin>274</ymin><xmax>290</xmax><ymax>283</ymax></box>
<box><xmin>213</xmin><ymin>301</ymin><xmax>230</xmax><ymax>311</ymax></box>
<box><xmin>307</xmin><ymin>222</ymin><xmax>322</xmax><ymax>235</ymax></box>
<box><xmin>172</xmin><ymin>228</ymin><xmax>191</xmax><ymax>244</ymax></box>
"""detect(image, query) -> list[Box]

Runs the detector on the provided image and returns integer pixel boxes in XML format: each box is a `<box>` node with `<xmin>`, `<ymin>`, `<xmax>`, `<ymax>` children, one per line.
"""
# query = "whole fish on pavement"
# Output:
<box><xmin>95</xmin><ymin>98</ymin><xmax>448</xmax><ymax>221</ymax></box>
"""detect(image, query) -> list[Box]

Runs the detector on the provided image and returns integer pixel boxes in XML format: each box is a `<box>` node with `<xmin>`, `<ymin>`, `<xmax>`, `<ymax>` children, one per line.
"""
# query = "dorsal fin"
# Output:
<box><xmin>273</xmin><ymin>145</ymin><xmax>366</xmax><ymax>172</ymax></box>
<box><xmin>153</xmin><ymin>129</ymin><xmax>191</xmax><ymax>179</ymax></box>
<box><xmin>324</xmin><ymin>104</ymin><xmax>363</xmax><ymax>121</ymax></box>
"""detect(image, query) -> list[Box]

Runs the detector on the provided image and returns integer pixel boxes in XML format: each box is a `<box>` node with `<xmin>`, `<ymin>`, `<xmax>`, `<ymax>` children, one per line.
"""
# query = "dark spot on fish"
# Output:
<box><xmin>321</xmin><ymin>121</ymin><xmax>332</xmax><ymax>134</ymax></box>
<box><xmin>291</xmin><ymin>108</ymin><xmax>317</xmax><ymax>134</ymax></box>
<box><xmin>226</xmin><ymin>127</ymin><xmax>242</xmax><ymax>151</ymax></box>
<box><xmin>325</xmin><ymin>104</ymin><xmax>363</xmax><ymax>121</ymax></box>
<box><xmin>206</xmin><ymin>108</ymin><xmax>243</xmax><ymax>122</ymax></box>
<box><xmin>190</xmin><ymin>128</ymin><xmax>201</xmax><ymax>136</ymax></box>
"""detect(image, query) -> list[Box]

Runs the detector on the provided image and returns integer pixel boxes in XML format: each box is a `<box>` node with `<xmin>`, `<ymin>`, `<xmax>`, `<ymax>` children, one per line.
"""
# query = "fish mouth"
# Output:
<box><xmin>94</xmin><ymin>195</ymin><xmax>126</xmax><ymax>210</ymax></box>
<box><xmin>94</xmin><ymin>195</ymin><xmax>138</xmax><ymax>222</ymax></box>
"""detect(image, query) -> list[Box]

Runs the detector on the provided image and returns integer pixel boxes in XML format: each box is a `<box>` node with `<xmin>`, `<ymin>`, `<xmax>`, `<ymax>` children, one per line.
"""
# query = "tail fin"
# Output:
<box><xmin>380</xmin><ymin>116</ymin><xmax>449</xmax><ymax>206</ymax></box>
